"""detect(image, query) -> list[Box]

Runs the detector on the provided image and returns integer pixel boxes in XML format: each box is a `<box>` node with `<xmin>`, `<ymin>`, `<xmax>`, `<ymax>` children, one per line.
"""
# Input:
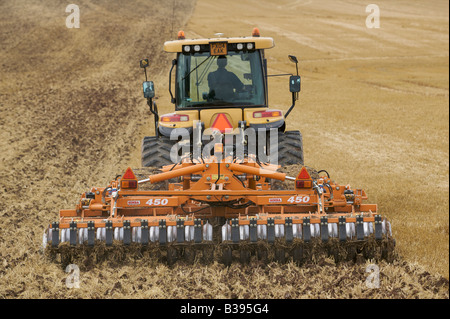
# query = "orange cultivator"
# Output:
<box><xmin>43</xmin><ymin>153</ymin><xmax>395</xmax><ymax>265</ymax></box>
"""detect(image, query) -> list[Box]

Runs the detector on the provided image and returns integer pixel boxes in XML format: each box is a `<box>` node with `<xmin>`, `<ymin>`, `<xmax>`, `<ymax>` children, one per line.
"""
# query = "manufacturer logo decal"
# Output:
<box><xmin>127</xmin><ymin>200</ymin><xmax>141</xmax><ymax>206</ymax></box>
<box><xmin>269</xmin><ymin>197</ymin><xmax>282</xmax><ymax>203</ymax></box>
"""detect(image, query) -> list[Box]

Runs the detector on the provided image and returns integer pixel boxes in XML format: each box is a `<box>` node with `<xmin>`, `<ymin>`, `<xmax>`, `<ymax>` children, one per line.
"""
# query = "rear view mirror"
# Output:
<box><xmin>140</xmin><ymin>59</ymin><xmax>149</xmax><ymax>69</ymax></box>
<box><xmin>143</xmin><ymin>81</ymin><xmax>155</xmax><ymax>99</ymax></box>
<box><xmin>289</xmin><ymin>75</ymin><xmax>301</xmax><ymax>93</ymax></box>
<box><xmin>288</xmin><ymin>55</ymin><xmax>298</xmax><ymax>64</ymax></box>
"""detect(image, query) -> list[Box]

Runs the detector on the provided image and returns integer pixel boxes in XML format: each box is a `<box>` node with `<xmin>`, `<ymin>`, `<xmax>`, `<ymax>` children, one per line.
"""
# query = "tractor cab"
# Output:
<box><xmin>171</xmin><ymin>34</ymin><xmax>269</xmax><ymax>109</ymax></box>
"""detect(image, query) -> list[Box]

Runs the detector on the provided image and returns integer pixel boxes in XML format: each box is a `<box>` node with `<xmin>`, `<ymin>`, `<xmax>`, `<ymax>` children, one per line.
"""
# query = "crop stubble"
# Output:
<box><xmin>0</xmin><ymin>0</ymin><xmax>448</xmax><ymax>298</ymax></box>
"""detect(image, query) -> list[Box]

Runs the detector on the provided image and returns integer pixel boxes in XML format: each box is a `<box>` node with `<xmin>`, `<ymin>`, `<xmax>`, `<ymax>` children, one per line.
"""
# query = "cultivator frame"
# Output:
<box><xmin>44</xmin><ymin>154</ymin><xmax>394</xmax><ymax>265</ymax></box>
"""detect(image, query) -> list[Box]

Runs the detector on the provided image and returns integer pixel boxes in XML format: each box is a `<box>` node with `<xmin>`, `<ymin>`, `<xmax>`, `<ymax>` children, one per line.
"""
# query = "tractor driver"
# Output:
<box><xmin>207</xmin><ymin>56</ymin><xmax>244</xmax><ymax>100</ymax></box>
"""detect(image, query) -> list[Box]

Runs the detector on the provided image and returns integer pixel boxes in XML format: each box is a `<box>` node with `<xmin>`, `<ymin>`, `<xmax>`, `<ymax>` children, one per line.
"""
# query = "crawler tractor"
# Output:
<box><xmin>140</xmin><ymin>28</ymin><xmax>303</xmax><ymax>168</ymax></box>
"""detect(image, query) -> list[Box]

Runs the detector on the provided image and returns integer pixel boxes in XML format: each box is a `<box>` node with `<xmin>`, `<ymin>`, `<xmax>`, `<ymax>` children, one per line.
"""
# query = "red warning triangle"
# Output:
<box><xmin>296</xmin><ymin>167</ymin><xmax>311</xmax><ymax>180</ymax></box>
<box><xmin>122</xmin><ymin>167</ymin><xmax>137</xmax><ymax>180</ymax></box>
<box><xmin>211</xmin><ymin>113</ymin><xmax>233</xmax><ymax>133</ymax></box>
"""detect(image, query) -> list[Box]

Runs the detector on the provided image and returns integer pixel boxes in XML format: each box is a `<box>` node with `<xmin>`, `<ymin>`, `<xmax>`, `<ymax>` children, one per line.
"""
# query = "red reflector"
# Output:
<box><xmin>297</xmin><ymin>167</ymin><xmax>311</xmax><ymax>180</ymax></box>
<box><xmin>123</xmin><ymin>167</ymin><xmax>136</xmax><ymax>180</ymax></box>
<box><xmin>121</xmin><ymin>180</ymin><xmax>137</xmax><ymax>189</ymax></box>
<box><xmin>296</xmin><ymin>180</ymin><xmax>312</xmax><ymax>188</ymax></box>
<box><xmin>211</xmin><ymin>113</ymin><xmax>233</xmax><ymax>133</ymax></box>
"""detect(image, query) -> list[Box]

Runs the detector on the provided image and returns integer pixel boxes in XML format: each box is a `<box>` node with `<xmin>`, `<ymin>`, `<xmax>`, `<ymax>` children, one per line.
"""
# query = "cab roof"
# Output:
<box><xmin>163</xmin><ymin>36</ymin><xmax>275</xmax><ymax>53</ymax></box>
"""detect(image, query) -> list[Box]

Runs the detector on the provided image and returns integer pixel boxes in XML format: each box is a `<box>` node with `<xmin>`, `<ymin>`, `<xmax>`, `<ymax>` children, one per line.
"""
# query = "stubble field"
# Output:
<box><xmin>0</xmin><ymin>0</ymin><xmax>448</xmax><ymax>299</ymax></box>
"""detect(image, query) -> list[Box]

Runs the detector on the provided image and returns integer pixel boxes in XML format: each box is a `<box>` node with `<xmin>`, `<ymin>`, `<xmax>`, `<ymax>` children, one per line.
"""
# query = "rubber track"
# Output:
<box><xmin>270</xmin><ymin>130</ymin><xmax>304</xmax><ymax>166</ymax></box>
<box><xmin>141</xmin><ymin>136</ymin><xmax>175</xmax><ymax>167</ymax></box>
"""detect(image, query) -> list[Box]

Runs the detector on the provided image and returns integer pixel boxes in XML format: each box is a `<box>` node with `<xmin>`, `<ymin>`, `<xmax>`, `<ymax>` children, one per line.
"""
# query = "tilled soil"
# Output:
<box><xmin>0</xmin><ymin>0</ymin><xmax>448</xmax><ymax>299</ymax></box>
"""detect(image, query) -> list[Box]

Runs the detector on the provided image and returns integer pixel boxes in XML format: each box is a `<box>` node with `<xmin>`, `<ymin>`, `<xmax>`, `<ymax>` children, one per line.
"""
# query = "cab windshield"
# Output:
<box><xmin>176</xmin><ymin>51</ymin><xmax>265</xmax><ymax>108</ymax></box>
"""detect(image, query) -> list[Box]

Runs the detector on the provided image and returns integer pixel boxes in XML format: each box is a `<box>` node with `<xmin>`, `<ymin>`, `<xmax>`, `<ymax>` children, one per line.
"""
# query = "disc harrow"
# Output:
<box><xmin>43</xmin><ymin>154</ymin><xmax>395</xmax><ymax>266</ymax></box>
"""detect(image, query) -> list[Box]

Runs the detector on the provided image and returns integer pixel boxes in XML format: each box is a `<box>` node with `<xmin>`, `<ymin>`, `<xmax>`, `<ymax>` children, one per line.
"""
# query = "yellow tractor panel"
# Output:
<box><xmin>164</xmin><ymin>37</ymin><xmax>275</xmax><ymax>53</ymax></box>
